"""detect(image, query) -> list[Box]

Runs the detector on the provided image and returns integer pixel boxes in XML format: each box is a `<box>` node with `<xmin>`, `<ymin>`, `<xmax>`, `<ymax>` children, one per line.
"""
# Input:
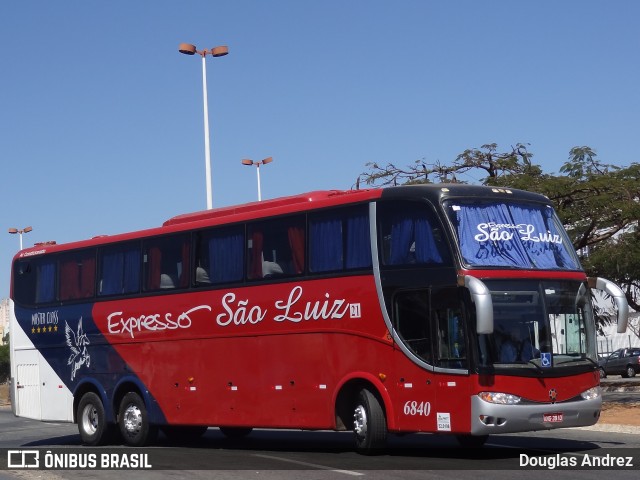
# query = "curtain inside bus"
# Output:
<box><xmin>59</xmin><ymin>252</ymin><xmax>95</xmax><ymax>300</ymax></box>
<box><xmin>36</xmin><ymin>261</ymin><xmax>55</xmax><ymax>303</ymax></box>
<box><xmin>100</xmin><ymin>245</ymin><xmax>140</xmax><ymax>296</ymax></box>
<box><xmin>208</xmin><ymin>230</ymin><xmax>243</xmax><ymax>283</ymax></box>
<box><xmin>309</xmin><ymin>209</ymin><xmax>371</xmax><ymax>272</ymax></box>
<box><xmin>288</xmin><ymin>226</ymin><xmax>305</xmax><ymax>274</ymax></box>
<box><xmin>448</xmin><ymin>202</ymin><xmax>580</xmax><ymax>269</ymax></box>
<box><xmin>345</xmin><ymin>214</ymin><xmax>372</xmax><ymax>269</ymax></box>
<box><xmin>389</xmin><ymin>214</ymin><xmax>444</xmax><ymax>265</ymax></box>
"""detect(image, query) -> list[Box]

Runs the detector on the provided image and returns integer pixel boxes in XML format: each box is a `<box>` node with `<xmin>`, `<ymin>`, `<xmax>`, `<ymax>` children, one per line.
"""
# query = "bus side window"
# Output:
<box><xmin>13</xmin><ymin>259</ymin><xmax>54</xmax><ymax>306</ymax></box>
<box><xmin>394</xmin><ymin>290</ymin><xmax>432</xmax><ymax>364</ymax></box>
<box><xmin>247</xmin><ymin>216</ymin><xmax>305</xmax><ymax>280</ymax></box>
<box><xmin>98</xmin><ymin>242</ymin><xmax>141</xmax><ymax>296</ymax></box>
<box><xmin>143</xmin><ymin>234</ymin><xmax>190</xmax><ymax>291</ymax></box>
<box><xmin>59</xmin><ymin>250</ymin><xmax>96</xmax><ymax>301</ymax></box>
<box><xmin>33</xmin><ymin>260</ymin><xmax>56</xmax><ymax>304</ymax></box>
<box><xmin>378</xmin><ymin>201</ymin><xmax>450</xmax><ymax>267</ymax></box>
<box><xmin>194</xmin><ymin>226</ymin><xmax>244</xmax><ymax>285</ymax></box>
<box><xmin>309</xmin><ymin>205</ymin><xmax>371</xmax><ymax>273</ymax></box>
<box><xmin>436</xmin><ymin>310</ymin><xmax>465</xmax><ymax>366</ymax></box>
<box><xmin>432</xmin><ymin>288</ymin><xmax>467</xmax><ymax>369</ymax></box>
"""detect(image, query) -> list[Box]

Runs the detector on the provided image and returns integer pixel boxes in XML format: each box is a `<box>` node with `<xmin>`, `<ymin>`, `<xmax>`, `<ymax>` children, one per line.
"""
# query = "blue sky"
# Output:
<box><xmin>1</xmin><ymin>0</ymin><xmax>639</xmax><ymax>298</ymax></box>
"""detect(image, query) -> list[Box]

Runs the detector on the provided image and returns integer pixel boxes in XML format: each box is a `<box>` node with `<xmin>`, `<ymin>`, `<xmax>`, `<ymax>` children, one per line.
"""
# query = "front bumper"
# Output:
<box><xmin>470</xmin><ymin>394</ymin><xmax>602</xmax><ymax>435</ymax></box>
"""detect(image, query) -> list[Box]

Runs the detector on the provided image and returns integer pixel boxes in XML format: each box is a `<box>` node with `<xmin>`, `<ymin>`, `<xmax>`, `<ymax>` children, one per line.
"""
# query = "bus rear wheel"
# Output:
<box><xmin>77</xmin><ymin>392</ymin><xmax>109</xmax><ymax>446</ymax></box>
<box><xmin>118</xmin><ymin>392</ymin><xmax>157</xmax><ymax>447</ymax></box>
<box><xmin>353</xmin><ymin>388</ymin><xmax>387</xmax><ymax>454</ymax></box>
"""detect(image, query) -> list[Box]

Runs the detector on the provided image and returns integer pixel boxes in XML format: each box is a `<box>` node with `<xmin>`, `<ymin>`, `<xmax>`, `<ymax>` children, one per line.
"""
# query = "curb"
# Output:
<box><xmin>572</xmin><ymin>424</ymin><xmax>640</xmax><ymax>435</ymax></box>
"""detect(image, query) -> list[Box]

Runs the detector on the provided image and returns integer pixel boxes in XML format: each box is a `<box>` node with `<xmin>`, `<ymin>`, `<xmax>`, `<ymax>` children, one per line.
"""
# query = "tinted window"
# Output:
<box><xmin>247</xmin><ymin>216</ymin><xmax>305</xmax><ymax>280</ymax></box>
<box><xmin>309</xmin><ymin>205</ymin><xmax>371</xmax><ymax>273</ymax></box>
<box><xmin>378</xmin><ymin>201</ymin><xmax>451</xmax><ymax>266</ymax></box>
<box><xmin>394</xmin><ymin>290</ymin><xmax>432</xmax><ymax>363</ymax></box>
<box><xmin>98</xmin><ymin>242</ymin><xmax>141</xmax><ymax>296</ymax></box>
<box><xmin>13</xmin><ymin>256</ymin><xmax>57</xmax><ymax>306</ymax></box>
<box><xmin>194</xmin><ymin>226</ymin><xmax>244</xmax><ymax>285</ymax></box>
<box><xmin>143</xmin><ymin>234</ymin><xmax>190</xmax><ymax>291</ymax></box>
<box><xmin>59</xmin><ymin>250</ymin><xmax>96</xmax><ymax>301</ymax></box>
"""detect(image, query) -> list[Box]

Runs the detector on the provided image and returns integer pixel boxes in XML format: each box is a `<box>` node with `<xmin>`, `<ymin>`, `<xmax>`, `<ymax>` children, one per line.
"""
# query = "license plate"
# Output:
<box><xmin>543</xmin><ymin>412</ymin><xmax>564</xmax><ymax>423</ymax></box>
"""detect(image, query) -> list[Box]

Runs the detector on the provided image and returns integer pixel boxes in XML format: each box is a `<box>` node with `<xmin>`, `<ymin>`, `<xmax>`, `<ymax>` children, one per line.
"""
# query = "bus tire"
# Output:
<box><xmin>118</xmin><ymin>392</ymin><xmax>157</xmax><ymax>447</ymax></box>
<box><xmin>77</xmin><ymin>392</ymin><xmax>109</xmax><ymax>446</ymax></box>
<box><xmin>219</xmin><ymin>427</ymin><xmax>253</xmax><ymax>439</ymax></box>
<box><xmin>353</xmin><ymin>388</ymin><xmax>387</xmax><ymax>454</ymax></box>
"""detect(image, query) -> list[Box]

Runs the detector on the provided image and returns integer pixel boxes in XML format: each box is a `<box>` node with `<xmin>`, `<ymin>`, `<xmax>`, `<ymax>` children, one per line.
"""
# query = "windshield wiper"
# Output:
<box><xmin>527</xmin><ymin>359</ymin><xmax>545</xmax><ymax>373</ymax></box>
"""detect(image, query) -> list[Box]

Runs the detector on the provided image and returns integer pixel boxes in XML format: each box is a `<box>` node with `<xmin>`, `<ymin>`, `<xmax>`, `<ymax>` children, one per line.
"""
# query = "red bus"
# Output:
<box><xmin>9</xmin><ymin>185</ymin><xmax>628</xmax><ymax>453</ymax></box>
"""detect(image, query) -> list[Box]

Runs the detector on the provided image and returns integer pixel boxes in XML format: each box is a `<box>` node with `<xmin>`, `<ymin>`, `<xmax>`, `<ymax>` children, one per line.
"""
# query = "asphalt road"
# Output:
<box><xmin>0</xmin><ymin>376</ymin><xmax>637</xmax><ymax>479</ymax></box>
<box><xmin>1</xmin><ymin>403</ymin><xmax>639</xmax><ymax>480</ymax></box>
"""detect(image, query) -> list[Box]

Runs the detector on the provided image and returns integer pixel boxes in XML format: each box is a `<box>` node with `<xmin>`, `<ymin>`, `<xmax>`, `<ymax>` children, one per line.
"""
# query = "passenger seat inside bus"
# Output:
<box><xmin>196</xmin><ymin>267</ymin><xmax>211</xmax><ymax>285</ymax></box>
<box><xmin>262</xmin><ymin>261</ymin><xmax>284</xmax><ymax>278</ymax></box>
<box><xmin>160</xmin><ymin>273</ymin><xmax>177</xmax><ymax>289</ymax></box>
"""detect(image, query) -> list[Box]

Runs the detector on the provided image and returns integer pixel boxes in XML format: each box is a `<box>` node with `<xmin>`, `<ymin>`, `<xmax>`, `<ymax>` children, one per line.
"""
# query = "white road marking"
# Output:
<box><xmin>252</xmin><ymin>453</ymin><xmax>365</xmax><ymax>476</ymax></box>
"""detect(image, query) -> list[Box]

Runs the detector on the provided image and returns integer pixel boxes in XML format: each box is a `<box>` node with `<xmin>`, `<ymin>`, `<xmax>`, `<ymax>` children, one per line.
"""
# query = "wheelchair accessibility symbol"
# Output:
<box><xmin>541</xmin><ymin>352</ymin><xmax>552</xmax><ymax>367</ymax></box>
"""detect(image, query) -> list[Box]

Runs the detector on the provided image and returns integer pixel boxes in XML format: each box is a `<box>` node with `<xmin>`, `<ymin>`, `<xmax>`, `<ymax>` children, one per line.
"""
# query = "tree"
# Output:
<box><xmin>0</xmin><ymin>341</ymin><xmax>9</xmax><ymax>384</ymax></box>
<box><xmin>358</xmin><ymin>143</ymin><xmax>640</xmax><ymax>319</ymax></box>
<box><xmin>358</xmin><ymin>143</ymin><xmax>538</xmax><ymax>186</ymax></box>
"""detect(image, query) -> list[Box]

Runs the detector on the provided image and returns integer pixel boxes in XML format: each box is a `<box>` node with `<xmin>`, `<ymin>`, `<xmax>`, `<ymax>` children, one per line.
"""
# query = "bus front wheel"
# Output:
<box><xmin>353</xmin><ymin>388</ymin><xmax>387</xmax><ymax>454</ymax></box>
<box><xmin>118</xmin><ymin>392</ymin><xmax>157</xmax><ymax>447</ymax></box>
<box><xmin>77</xmin><ymin>392</ymin><xmax>109</xmax><ymax>446</ymax></box>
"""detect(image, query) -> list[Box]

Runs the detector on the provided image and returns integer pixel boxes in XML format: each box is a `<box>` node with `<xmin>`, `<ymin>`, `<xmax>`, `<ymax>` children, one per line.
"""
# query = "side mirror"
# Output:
<box><xmin>588</xmin><ymin>277</ymin><xmax>629</xmax><ymax>333</ymax></box>
<box><xmin>459</xmin><ymin>275</ymin><xmax>493</xmax><ymax>334</ymax></box>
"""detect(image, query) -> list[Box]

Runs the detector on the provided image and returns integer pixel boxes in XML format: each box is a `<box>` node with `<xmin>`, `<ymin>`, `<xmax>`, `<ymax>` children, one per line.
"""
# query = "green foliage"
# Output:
<box><xmin>0</xmin><ymin>341</ymin><xmax>9</xmax><ymax>384</ymax></box>
<box><xmin>583</xmin><ymin>228</ymin><xmax>640</xmax><ymax>312</ymax></box>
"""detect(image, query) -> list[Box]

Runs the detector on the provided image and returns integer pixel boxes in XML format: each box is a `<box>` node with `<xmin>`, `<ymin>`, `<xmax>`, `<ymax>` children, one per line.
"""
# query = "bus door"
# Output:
<box><xmin>431</xmin><ymin>286</ymin><xmax>472</xmax><ymax>434</ymax></box>
<box><xmin>392</xmin><ymin>289</ymin><xmax>437</xmax><ymax>432</ymax></box>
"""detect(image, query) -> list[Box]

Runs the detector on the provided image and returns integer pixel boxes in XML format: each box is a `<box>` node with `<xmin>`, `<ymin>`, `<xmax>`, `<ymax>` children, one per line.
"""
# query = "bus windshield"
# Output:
<box><xmin>477</xmin><ymin>279</ymin><xmax>598</xmax><ymax>369</ymax></box>
<box><xmin>444</xmin><ymin>200</ymin><xmax>580</xmax><ymax>270</ymax></box>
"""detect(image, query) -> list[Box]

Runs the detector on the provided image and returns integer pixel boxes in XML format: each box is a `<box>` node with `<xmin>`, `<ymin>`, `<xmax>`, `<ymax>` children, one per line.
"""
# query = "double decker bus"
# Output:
<box><xmin>9</xmin><ymin>185</ymin><xmax>628</xmax><ymax>453</ymax></box>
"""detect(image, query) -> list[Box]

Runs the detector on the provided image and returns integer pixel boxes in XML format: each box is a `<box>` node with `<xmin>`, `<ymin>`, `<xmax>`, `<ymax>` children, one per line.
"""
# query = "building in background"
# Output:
<box><xmin>597</xmin><ymin>312</ymin><xmax>640</xmax><ymax>355</ymax></box>
<box><xmin>0</xmin><ymin>298</ymin><xmax>9</xmax><ymax>344</ymax></box>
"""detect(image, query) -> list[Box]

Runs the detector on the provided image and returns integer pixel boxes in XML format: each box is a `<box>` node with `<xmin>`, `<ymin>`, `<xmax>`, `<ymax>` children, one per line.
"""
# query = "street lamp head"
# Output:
<box><xmin>24</xmin><ymin>226</ymin><xmax>33</xmax><ymax>233</ymax></box>
<box><xmin>179</xmin><ymin>43</ymin><xmax>197</xmax><ymax>55</ymax></box>
<box><xmin>8</xmin><ymin>228</ymin><xmax>18</xmax><ymax>234</ymax></box>
<box><xmin>211</xmin><ymin>46</ymin><xmax>229</xmax><ymax>57</ymax></box>
<box><xmin>261</xmin><ymin>157</ymin><xmax>273</xmax><ymax>165</ymax></box>
<box><xmin>241</xmin><ymin>159</ymin><xmax>254</xmax><ymax>166</ymax></box>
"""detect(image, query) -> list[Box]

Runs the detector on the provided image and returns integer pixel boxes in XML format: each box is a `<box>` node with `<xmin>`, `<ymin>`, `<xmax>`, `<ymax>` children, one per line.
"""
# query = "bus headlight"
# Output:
<box><xmin>478</xmin><ymin>392</ymin><xmax>521</xmax><ymax>405</ymax></box>
<box><xmin>580</xmin><ymin>386</ymin><xmax>601</xmax><ymax>401</ymax></box>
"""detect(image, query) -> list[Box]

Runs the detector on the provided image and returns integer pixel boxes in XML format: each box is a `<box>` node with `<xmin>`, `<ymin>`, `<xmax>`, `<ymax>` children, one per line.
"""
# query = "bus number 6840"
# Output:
<box><xmin>403</xmin><ymin>400</ymin><xmax>431</xmax><ymax>416</ymax></box>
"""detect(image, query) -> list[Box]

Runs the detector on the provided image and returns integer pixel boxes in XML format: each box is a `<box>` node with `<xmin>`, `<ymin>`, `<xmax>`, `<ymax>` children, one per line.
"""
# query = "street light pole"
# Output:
<box><xmin>241</xmin><ymin>157</ymin><xmax>273</xmax><ymax>201</ymax></box>
<box><xmin>8</xmin><ymin>226</ymin><xmax>33</xmax><ymax>250</ymax></box>
<box><xmin>179</xmin><ymin>43</ymin><xmax>229</xmax><ymax>210</ymax></box>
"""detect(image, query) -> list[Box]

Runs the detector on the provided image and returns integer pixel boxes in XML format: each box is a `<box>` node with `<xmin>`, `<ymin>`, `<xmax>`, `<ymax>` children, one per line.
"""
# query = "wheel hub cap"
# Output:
<box><xmin>123</xmin><ymin>404</ymin><xmax>142</xmax><ymax>435</ymax></box>
<box><xmin>82</xmin><ymin>404</ymin><xmax>98</xmax><ymax>434</ymax></box>
<box><xmin>353</xmin><ymin>405</ymin><xmax>368</xmax><ymax>439</ymax></box>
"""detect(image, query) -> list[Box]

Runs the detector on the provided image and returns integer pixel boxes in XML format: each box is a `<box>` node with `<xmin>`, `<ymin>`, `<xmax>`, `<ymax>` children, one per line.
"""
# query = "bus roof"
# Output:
<box><xmin>12</xmin><ymin>189</ymin><xmax>381</xmax><ymax>259</ymax></box>
<box><xmin>12</xmin><ymin>184</ymin><xmax>550</xmax><ymax>260</ymax></box>
<box><xmin>163</xmin><ymin>189</ymin><xmax>381</xmax><ymax>227</ymax></box>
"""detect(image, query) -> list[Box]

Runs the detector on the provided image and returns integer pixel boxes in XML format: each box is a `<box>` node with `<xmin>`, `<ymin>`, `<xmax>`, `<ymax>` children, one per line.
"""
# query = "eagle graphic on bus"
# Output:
<box><xmin>65</xmin><ymin>317</ymin><xmax>90</xmax><ymax>381</ymax></box>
